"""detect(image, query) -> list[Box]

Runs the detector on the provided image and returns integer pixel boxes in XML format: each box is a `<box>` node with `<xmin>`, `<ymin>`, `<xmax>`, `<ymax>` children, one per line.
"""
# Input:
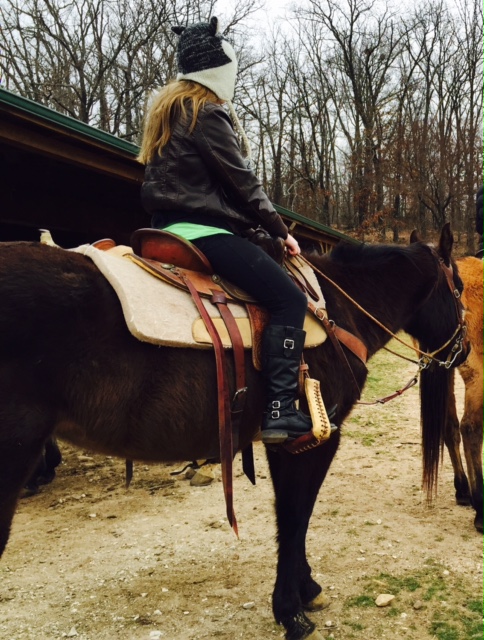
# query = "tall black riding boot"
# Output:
<box><xmin>261</xmin><ymin>325</ymin><xmax>313</xmax><ymax>445</ymax></box>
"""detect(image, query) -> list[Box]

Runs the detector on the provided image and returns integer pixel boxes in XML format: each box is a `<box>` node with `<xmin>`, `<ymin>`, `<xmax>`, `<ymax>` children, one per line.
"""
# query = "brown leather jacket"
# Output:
<box><xmin>140</xmin><ymin>102</ymin><xmax>288</xmax><ymax>239</ymax></box>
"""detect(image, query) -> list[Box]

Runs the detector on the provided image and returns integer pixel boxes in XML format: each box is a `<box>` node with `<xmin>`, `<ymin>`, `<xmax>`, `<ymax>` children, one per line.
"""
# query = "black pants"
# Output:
<box><xmin>192</xmin><ymin>234</ymin><xmax>307</xmax><ymax>328</ymax></box>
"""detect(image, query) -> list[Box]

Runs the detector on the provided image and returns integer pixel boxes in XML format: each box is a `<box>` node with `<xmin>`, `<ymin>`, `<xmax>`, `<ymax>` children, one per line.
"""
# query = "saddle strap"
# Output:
<box><xmin>210</xmin><ymin>290</ymin><xmax>250</xmax><ymax>443</ymax></box>
<box><xmin>210</xmin><ymin>291</ymin><xmax>255</xmax><ymax>487</ymax></box>
<box><xmin>307</xmin><ymin>302</ymin><xmax>368</xmax><ymax>365</ymax></box>
<box><xmin>181</xmin><ymin>274</ymin><xmax>238</xmax><ymax>537</ymax></box>
<box><xmin>320</xmin><ymin>315</ymin><xmax>363</xmax><ymax>398</ymax></box>
<box><xmin>211</xmin><ymin>290</ymin><xmax>246</xmax><ymax>392</ymax></box>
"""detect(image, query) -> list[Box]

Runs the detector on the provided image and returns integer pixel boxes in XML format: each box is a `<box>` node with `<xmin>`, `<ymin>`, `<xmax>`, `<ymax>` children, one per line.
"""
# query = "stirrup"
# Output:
<box><xmin>284</xmin><ymin>379</ymin><xmax>337</xmax><ymax>454</ymax></box>
<box><xmin>305</xmin><ymin>378</ymin><xmax>333</xmax><ymax>441</ymax></box>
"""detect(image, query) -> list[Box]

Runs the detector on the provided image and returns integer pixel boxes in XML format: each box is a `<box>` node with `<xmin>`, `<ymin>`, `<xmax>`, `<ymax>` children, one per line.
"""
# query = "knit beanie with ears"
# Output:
<box><xmin>172</xmin><ymin>17</ymin><xmax>237</xmax><ymax>102</ymax></box>
<box><xmin>172</xmin><ymin>17</ymin><xmax>252</xmax><ymax>163</ymax></box>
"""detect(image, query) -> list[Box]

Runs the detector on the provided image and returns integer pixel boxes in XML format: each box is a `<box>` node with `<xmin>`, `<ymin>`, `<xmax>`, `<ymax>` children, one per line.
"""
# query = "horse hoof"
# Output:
<box><xmin>455</xmin><ymin>495</ymin><xmax>472</xmax><ymax>506</ymax></box>
<box><xmin>284</xmin><ymin>612</ymin><xmax>321</xmax><ymax>640</ymax></box>
<box><xmin>303</xmin><ymin>592</ymin><xmax>332</xmax><ymax>611</ymax></box>
<box><xmin>474</xmin><ymin>516</ymin><xmax>483</xmax><ymax>534</ymax></box>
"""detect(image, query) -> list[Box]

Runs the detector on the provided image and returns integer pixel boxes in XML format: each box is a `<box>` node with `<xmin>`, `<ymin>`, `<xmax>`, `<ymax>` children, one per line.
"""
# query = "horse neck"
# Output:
<box><xmin>310</xmin><ymin>247</ymin><xmax>435</xmax><ymax>357</ymax></box>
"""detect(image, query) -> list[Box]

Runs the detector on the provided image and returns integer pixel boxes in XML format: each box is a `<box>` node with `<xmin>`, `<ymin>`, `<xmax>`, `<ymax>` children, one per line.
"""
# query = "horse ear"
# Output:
<box><xmin>438</xmin><ymin>222</ymin><xmax>454</xmax><ymax>264</ymax></box>
<box><xmin>171</xmin><ymin>25</ymin><xmax>185</xmax><ymax>35</ymax></box>
<box><xmin>409</xmin><ymin>229</ymin><xmax>421</xmax><ymax>244</ymax></box>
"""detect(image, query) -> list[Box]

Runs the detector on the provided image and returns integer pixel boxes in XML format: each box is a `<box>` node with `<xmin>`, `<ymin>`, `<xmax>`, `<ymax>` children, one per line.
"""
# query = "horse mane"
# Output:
<box><xmin>326</xmin><ymin>240</ymin><xmax>429</xmax><ymax>271</ymax></box>
<box><xmin>306</xmin><ymin>241</ymin><xmax>436</xmax><ymax>321</ymax></box>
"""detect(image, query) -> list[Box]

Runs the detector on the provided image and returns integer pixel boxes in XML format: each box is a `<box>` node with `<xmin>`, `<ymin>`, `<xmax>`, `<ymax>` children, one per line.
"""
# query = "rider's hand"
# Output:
<box><xmin>284</xmin><ymin>234</ymin><xmax>301</xmax><ymax>256</ymax></box>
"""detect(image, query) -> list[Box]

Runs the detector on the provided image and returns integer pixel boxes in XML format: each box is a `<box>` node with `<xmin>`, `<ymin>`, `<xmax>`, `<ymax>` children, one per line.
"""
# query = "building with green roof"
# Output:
<box><xmin>0</xmin><ymin>88</ymin><xmax>356</xmax><ymax>250</ymax></box>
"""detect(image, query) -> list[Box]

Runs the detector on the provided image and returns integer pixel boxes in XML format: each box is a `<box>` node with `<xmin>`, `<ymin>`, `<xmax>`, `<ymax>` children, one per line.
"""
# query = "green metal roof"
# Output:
<box><xmin>0</xmin><ymin>87</ymin><xmax>139</xmax><ymax>155</ymax></box>
<box><xmin>274</xmin><ymin>203</ymin><xmax>359</xmax><ymax>244</ymax></box>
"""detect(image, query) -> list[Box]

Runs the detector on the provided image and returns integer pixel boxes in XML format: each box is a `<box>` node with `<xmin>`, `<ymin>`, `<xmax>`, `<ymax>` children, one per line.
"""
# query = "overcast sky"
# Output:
<box><xmin>215</xmin><ymin>0</ymin><xmax>293</xmax><ymax>28</ymax></box>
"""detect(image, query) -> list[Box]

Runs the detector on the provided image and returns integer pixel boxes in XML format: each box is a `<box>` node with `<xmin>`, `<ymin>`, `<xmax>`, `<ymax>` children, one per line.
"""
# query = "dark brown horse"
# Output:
<box><xmin>445</xmin><ymin>257</ymin><xmax>483</xmax><ymax>532</ymax></box>
<box><xmin>0</xmin><ymin>224</ymin><xmax>467</xmax><ymax>640</ymax></box>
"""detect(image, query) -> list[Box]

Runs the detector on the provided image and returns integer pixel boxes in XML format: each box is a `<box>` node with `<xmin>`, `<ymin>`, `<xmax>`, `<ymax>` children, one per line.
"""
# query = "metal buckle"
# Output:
<box><xmin>283</xmin><ymin>338</ymin><xmax>295</xmax><ymax>349</ymax></box>
<box><xmin>271</xmin><ymin>400</ymin><xmax>281</xmax><ymax>420</ymax></box>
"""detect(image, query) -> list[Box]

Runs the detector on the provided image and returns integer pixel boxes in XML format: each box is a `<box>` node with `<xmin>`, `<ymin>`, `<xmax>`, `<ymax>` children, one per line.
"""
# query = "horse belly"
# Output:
<box><xmin>53</xmin><ymin>410</ymin><xmax>235</xmax><ymax>464</ymax></box>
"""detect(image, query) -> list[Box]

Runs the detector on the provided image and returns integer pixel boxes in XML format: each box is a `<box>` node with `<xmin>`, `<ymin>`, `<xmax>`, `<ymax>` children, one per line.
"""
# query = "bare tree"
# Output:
<box><xmin>0</xmin><ymin>0</ymin><xmax>261</xmax><ymax>142</ymax></box>
<box><xmin>295</xmin><ymin>0</ymin><xmax>409</xmax><ymax>231</ymax></box>
<box><xmin>452</xmin><ymin>0</ymin><xmax>483</xmax><ymax>253</ymax></box>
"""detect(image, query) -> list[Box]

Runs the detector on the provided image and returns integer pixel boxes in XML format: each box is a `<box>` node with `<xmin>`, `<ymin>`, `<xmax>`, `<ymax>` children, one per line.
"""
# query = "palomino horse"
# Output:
<box><xmin>0</xmin><ymin>224</ymin><xmax>467</xmax><ymax>640</ymax></box>
<box><xmin>445</xmin><ymin>257</ymin><xmax>483</xmax><ymax>532</ymax></box>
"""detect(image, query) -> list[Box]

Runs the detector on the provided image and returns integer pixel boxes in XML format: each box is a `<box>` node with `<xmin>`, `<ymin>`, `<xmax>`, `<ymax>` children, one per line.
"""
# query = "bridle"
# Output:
<box><xmin>417</xmin><ymin>254</ymin><xmax>467</xmax><ymax>371</ymax></box>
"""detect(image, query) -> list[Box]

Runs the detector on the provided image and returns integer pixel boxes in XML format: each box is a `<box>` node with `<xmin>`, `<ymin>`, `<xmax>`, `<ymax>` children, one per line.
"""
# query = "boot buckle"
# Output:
<box><xmin>271</xmin><ymin>400</ymin><xmax>281</xmax><ymax>420</ymax></box>
<box><xmin>283</xmin><ymin>338</ymin><xmax>295</xmax><ymax>349</ymax></box>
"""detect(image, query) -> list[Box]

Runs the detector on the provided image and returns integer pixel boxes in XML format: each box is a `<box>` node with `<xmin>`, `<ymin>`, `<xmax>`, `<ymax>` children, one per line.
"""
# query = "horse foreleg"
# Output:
<box><xmin>0</xmin><ymin>393</ymin><xmax>55</xmax><ymax>556</ymax></box>
<box><xmin>459</xmin><ymin>363</ymin><xmax>483</xmax><ymax>533</ymax></box>
<box><xmin>267</xmin><ymin>435</ymin><xmax>339</xmax><ymax>640</ymax></box>
<box><xmin>445</xmin><ymin>372</ymin><xmax>471</xmax><ymax>506</ymax></box>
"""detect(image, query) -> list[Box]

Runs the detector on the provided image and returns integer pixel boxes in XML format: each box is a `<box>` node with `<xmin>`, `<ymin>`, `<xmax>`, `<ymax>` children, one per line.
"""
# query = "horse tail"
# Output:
<box><xmin>419</xmin><ymin>366</ymin><xmax>452</xmax><ymax>499</ymax></box>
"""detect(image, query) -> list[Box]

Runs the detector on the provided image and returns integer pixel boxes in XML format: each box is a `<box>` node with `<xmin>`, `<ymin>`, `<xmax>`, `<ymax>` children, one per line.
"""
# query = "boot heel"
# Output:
<box><xmin>260</xmin><ymin>429</ymin><xmax>289</xmax><ymax>444</ymax></box>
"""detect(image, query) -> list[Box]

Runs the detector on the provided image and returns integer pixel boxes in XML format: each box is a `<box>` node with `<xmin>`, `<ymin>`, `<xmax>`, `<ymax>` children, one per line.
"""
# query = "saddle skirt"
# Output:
<box><xmin>72</xmin><ymin>243</ymin><xmax>327</xmax><ymax>358</ymax></box>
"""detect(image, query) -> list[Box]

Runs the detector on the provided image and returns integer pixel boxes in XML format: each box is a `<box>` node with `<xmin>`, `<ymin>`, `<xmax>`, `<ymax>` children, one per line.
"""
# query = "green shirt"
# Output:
<box><xmin>162</xmin><ymin>222</ymin><xmax>233</xmax><ymax>241</ymax></box>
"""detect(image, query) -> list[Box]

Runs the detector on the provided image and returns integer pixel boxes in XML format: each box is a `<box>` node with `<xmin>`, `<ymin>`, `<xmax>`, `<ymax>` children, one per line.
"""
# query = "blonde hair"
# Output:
<box><xmin>137</xmin><ymin>80</ymin><xmax>220</xmax><ymax>165</ymax></box>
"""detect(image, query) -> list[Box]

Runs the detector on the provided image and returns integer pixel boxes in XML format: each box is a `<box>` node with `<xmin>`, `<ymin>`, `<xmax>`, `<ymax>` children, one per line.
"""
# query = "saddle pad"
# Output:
<box><xmin>192</xmin><ymin>313</ymin><xmax>326</xmax><ymax>348</ymax></box>
<box><xmin>72</xmin><ymin>244</ymin><xmax>327</xmax><ymax>349</ymax></box>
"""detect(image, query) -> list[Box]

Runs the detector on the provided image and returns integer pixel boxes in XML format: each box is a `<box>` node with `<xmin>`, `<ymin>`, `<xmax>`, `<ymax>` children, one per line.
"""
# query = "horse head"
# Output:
<box><xmin>406</xmin><ymin>223</ymin><xmax>470</xmax><ymax>497</ymax></box>
<box><xmin>405</xmin><ymin>223</ymin><xmax>469</xmax><ymax>370</ymax></box>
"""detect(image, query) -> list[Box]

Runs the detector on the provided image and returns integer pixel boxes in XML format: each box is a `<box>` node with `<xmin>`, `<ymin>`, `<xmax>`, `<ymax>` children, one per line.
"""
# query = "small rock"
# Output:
<box><xmin>325</xmin><ymin>620</ymin><xmax>334</xmax><ymax>627</ymax></box>
<box><xmin>243</xmin><ymin>601</ymin><xmax>255</xmax><ymax>609</ymax></box>
<box><xmin>66</xmin><ymin>628</ymin><xmax>78</xmax><ymax>638</ymax></box>
<box><xmin>375</xmin><ymin>594</ymin><xmax>395</xmax><ymax>607</ymax></box>
<box><xmin>149</xmin><ymin>632</ymin><xmax>163</xmax><ymax>639</ymax></box>
<box><xmin>442</xmin><ymin>570</ymin><xmax>450</xmax><ymax>576</ymax></box>
<box><xmin>190</xmin><ymin>469</ymin><xmax>214</xmax><ymax>486</ymax></box>
<box><xmin>413</xmin><ymin>600</ymin><xmax>424</xmax><ymax>610</ymax></box>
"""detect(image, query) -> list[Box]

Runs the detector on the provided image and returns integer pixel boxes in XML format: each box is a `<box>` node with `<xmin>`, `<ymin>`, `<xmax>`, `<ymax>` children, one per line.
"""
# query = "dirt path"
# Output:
<box><xmin>0</xmin><ymin>356</ymin><xmax>481</xmax><ymax>640</ymax></box>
